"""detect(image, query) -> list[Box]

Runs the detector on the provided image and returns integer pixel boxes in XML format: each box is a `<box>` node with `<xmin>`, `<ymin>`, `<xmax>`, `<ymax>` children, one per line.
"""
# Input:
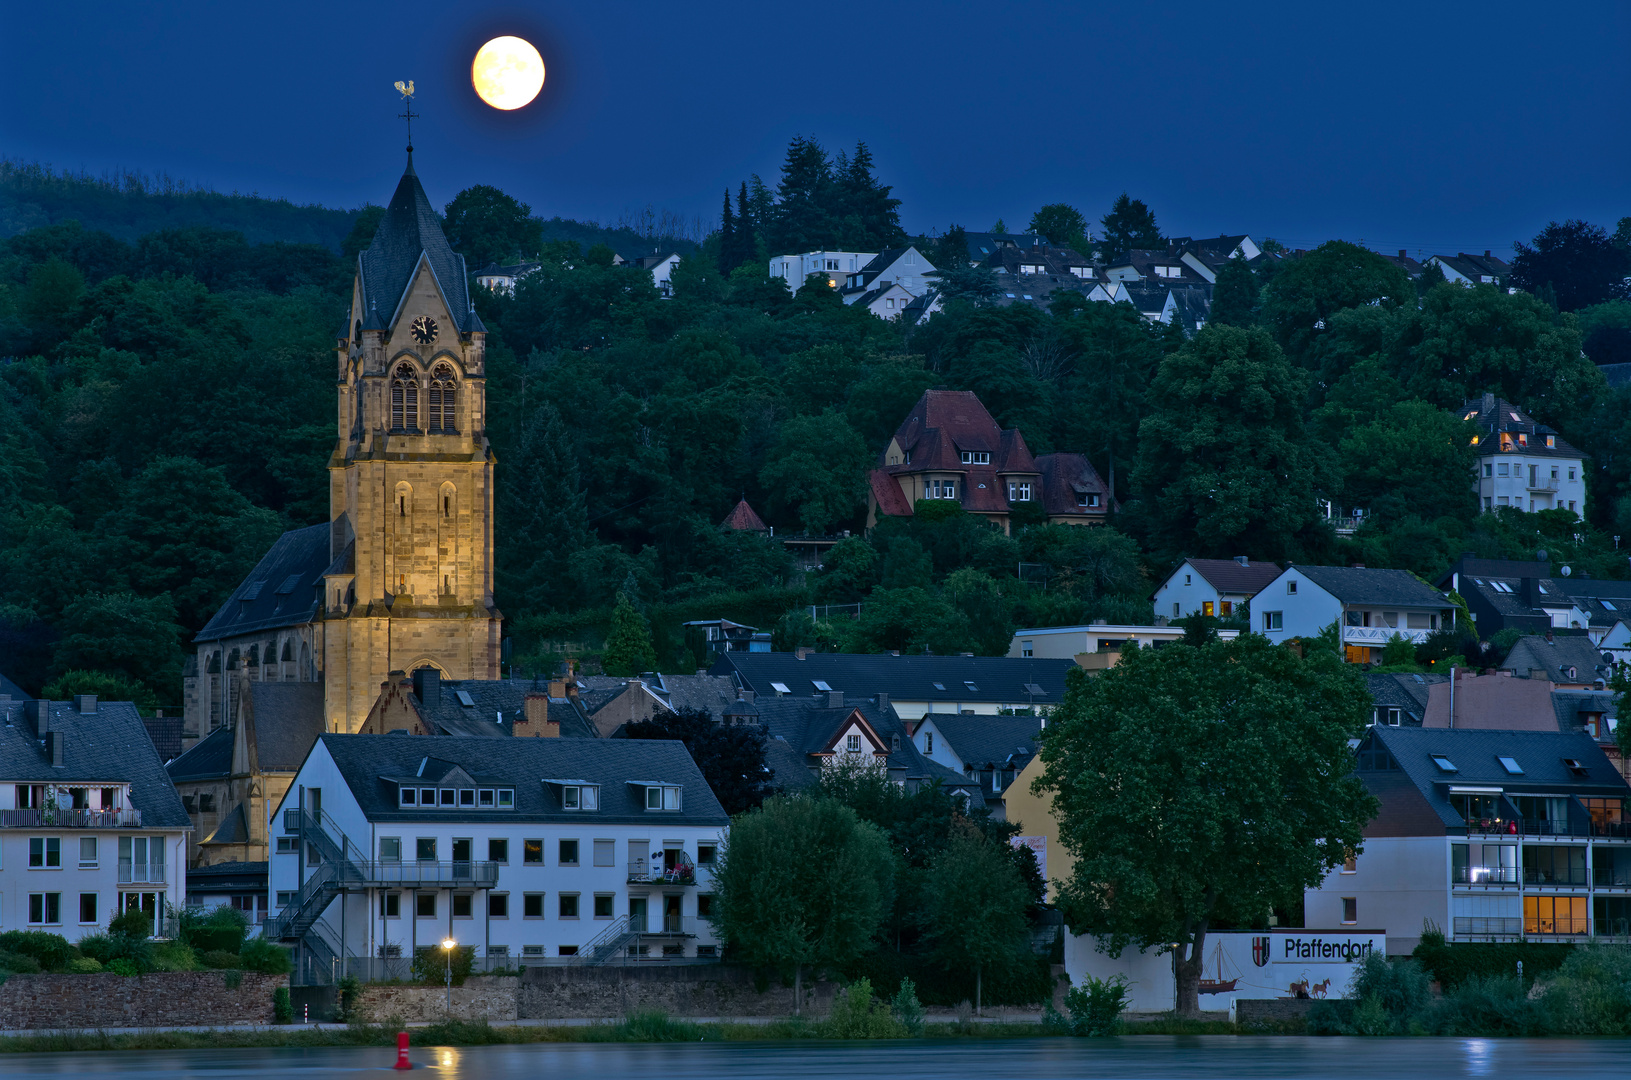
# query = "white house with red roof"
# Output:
<box><xmin>866</xmin><ymin>391</ymin><xmax>1114</xmax><ymax>533</ymax></box>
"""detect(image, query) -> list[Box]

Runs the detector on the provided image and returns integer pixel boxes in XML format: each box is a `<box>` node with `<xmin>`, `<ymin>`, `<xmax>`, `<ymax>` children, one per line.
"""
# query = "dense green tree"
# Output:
<box><xmin>41</xmin><ymin>669</ymin><xmax>157</xmax><ymax>710</ymax></box>
<box><xmin>758</xmin><ymin>410</ymin><xmax>869</xmax><ymax>535</ymax></box>
<box><xmin>926</xmin><ymin>264</ymin><xmax>999</xmax><ymax>306</ymax></box>
<box><xmin>1209</xmin><ymin>253</ymin><xmax>1260</xmax><ymax>327</ymax></box>
<box><xmin>1510</xmin><ymin>219</ymin><xmax>1631</xmax><ymax>311</ymax></box>
<box><xmin>442</xmin><ymin>185</ymin><xmax>544</xmax><ymax>269</ymax></box>
<box><xmin>1132</xmin><ymin>326</ymin><xmax>1328</xmax><ymax>560</ymax></box>
<box><xmin>813</xmin><ymin>538</ymin><xmax>879</xmax><ymax>604</ymax></box>
<box><xmin>1335</xmin><ymin>400</ymin><xmax>1479</xmax><ymax>523</ymax></box>
<box><xmin>601</xmin><ymin>593</ymin><xmax>657</xmax><ymax>676</ymax></box>
<box><xmin>622</xmin><ymin>707</ymin><xmax>776</xmax><ymax>815</ymax></box>
<box><xmin>924</xmin><ymin>825</ymin><xmax>1032</xmax><ymax>1015</ymax></box>
<box><xmin>497</xmin><ymin>403</ymin><xmax>594</xmax><ymax>611</ymax></box>
<box><xmin>1038</xmin><ymin>636</ymin><xmax>1377</xmax><ymax>1016</ymax></box>
<box><xmin>1027</xmin><ymin>204</ymin><xmax>1089</xmax><ymax>251</ymax></box>
<box><xmin>1259</xmin><ymin>240</ymin><xmax>1412</xmax><ymax>369</ymax></box>
<box><xmin>830</xmin><ymin>142</ymin><xmax>906</xmax><ymax>250</ymax></box>
<box><xmin>1055</xmin><ymin>299</ymin><xmax>1165</xmax><ymax>501</ymax></box>
<box><xmin>710</xmin><ymin>795</ymin><xmax>895</xmax><ymax>1012</ymax></box>
<box><xmin>1097</xmin><ymin>194</ymin><xmax>1162</xmax><ymax>264</ymax></box>
<box><xmin>50</xmin><ymin>592</ymin><xmax>184</xmax><ymax>701</ymax></box>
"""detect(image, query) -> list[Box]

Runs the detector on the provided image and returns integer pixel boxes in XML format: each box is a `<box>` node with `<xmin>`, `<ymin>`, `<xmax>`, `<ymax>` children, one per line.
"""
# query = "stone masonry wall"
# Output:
<box><xmin>355</xmin><ymin>975</ymin><xmax>519</xmax><ymax>1023</ymax></box>
<box><xmin>518</xmin><ymin>964</ymin><xmax>839</xmax><ymax>1019</ymax></box>
<box><xmin>0</xmin><ymin>971</ymin><xmax>287</xmax><ymax>1030</ymax></box>
<box><xmin>1236</xmin><ymin>996</ymin><xmax>1354</xmax><ymax>1026</ymax></box>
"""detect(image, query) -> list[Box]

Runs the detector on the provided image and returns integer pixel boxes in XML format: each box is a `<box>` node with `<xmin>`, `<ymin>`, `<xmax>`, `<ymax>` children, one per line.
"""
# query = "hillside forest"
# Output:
<box><xmin>1</xmin><ymin>140</ymin><xmax>1630</xmax><ymax>706</ymax></box>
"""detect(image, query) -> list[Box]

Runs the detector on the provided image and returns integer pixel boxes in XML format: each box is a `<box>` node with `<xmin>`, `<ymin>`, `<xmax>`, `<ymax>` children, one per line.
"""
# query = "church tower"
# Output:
<box><xmin>321</xmin><ymin>151</ymin><xmax>501</xmax><ymax>733</ymax></box>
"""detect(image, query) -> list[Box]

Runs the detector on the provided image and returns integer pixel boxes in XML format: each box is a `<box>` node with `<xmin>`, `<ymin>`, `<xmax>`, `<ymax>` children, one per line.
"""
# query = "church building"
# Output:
<box><xmin>184</xmin><ymin>151</ymin><xmax>501</xmax><ymax>749</ymax></box>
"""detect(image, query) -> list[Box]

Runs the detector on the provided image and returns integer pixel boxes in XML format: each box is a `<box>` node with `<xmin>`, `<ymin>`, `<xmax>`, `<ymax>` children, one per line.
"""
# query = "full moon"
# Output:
<box><xmin>472</xmin><ymin>37</ymin><xmax>545</xmax><ymax>110</ymax></box>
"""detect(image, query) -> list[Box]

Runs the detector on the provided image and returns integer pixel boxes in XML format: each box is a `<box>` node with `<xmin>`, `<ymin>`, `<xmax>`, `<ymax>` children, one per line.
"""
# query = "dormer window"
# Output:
<box><xmin>560</xmin><ymin>784</ymin><xmax>599</xmax><ymax>811</ymax></box>
<box><xmin>959</xmin><ymin>451</ymin><xmax>990</xmax><ymax>465</ymax></box>
<box><xmin>640</xmin><ymin>785</ymin><xmax>681</xmax><ymax>811</ymax></box>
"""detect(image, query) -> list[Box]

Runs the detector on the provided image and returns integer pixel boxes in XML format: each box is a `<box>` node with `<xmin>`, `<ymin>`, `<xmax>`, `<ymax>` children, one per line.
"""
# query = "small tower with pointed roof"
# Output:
<box><xmin>321</xmin><ymin>150</ymin><xmax>501</xmax><ymax>733</ymax></box>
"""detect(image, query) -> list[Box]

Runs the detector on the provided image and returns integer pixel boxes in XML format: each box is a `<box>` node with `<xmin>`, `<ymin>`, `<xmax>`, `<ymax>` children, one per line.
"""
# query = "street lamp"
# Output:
<box><xmin>441</xmin><ymin>937</ymin><xmax>456</xmax><ymax>1017</ymax></box>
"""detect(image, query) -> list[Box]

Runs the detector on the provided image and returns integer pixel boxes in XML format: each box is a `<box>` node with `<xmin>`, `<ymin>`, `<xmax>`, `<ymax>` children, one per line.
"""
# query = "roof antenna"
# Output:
<box><xmin>394</xmin><ymin>80</ymin><xmax>418</xmax><ymax>154</ymax></box>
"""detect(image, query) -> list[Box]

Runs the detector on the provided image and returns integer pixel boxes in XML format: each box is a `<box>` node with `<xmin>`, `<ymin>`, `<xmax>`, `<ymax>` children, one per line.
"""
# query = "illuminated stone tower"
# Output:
<box><xmin>321</xmin><ymin>151</ymin><xmax>501</xmax><ymax>732</ymax></box>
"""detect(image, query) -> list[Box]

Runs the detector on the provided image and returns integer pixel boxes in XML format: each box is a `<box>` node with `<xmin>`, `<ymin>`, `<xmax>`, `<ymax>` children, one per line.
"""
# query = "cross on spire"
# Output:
<box><xmin>393</xmin><ymin>80</ymin><xmax>418</xmax><ymax>153</ymax></box>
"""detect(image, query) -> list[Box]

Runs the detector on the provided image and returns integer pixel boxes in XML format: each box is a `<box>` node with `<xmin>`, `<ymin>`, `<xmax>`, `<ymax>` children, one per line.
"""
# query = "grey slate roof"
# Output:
<box><xmin>167</xmin><ymin>724</ymin><xmax>234</xmax><ymax>782</ymax></box>
<box><xmin>645</xmin><ymin>673</ymin><xmax>738</xmax><ymax>720</ymax></box>
<box><xmin>184</xmin><ymin>860</ymin><xmax>268</xmax><ymax>893</ymax></box>
<box><xmin>1550</xmin><ymin>690</ymin><xmax>1618</xmax><ymax>738</ymax></box>
<box><xmin>746</xmin><ymin>695</ymin><xmax>983</xmax><ymax>803</ymax></box>
<box><xmin>315</xmin><ymin>734</ymin><xmax>729</xmax><ymax>827</ymax></box>
<box><xmin>0</xmin><ymin>699</ymin><xmax>190</xmax><ymax>829</ymax></box>
<box><xmin>249</xmin><ymin>683</ymin><xmax>327</xmax><ymax>770</ymax></box>
<box><xmin>359</xmin><ymin>154</ymin><xmax>481</xmax><ymax>335</ymax></box>
<box><xmin>408</xmin><ymin>677</ymin><xmax>596</xmax><ymax>739</ymax></box>
<box><xmin>195</xmin><ymin>524</ymin><xmax>330</xmax><ymax>643</ymax></box>
<box><xmin>1180</xmin><ymin>557</ymin><xmax>1283</xmax><ymax>597</ymax></box>
<box><xmin>0</xmin><ymin>671</ymin><xmax>29</xmax><ymax>701</ymax></box>
<box><xmin>1364</xmin><ymin>672</ymin><xmax>1446</xmax><ymax>726</ymax></box>
<box><xmin>1290</xmin><ymin>565</ymin><xmax>1452</xmax><ymax>608</ymax></box>
<box><xmin>201</xmin><ymin>802</ymin><xmax>251</xmax><ymax>845</ymax></box>
<box><xmin>922</xmin><ymin>713</ymin><xmax>1043</xmax><ymax>771</ymax></box>
<box><xmin>143</xmin><ymin>715</ymin><xmax>185</xmax><ymax>763</ymax></box>
<box><xmin>712</xmin><ymin>652</ymin><xmax>1075</xmax><ymax>707</ymax></box>
<box><xmin>1463</xmin><ymin>395</ymin><xmax>1580</xmax><ymax>459</ymax></box>
<box><xmin>1500</xmin><ymin>635</ymin><xmax>1615</xmax><ymax>683</ymax></box>
<box><xmin>1362</xmin><ymin>726</ymin><xmax>1627</xmax><ymax>835</ymax></box>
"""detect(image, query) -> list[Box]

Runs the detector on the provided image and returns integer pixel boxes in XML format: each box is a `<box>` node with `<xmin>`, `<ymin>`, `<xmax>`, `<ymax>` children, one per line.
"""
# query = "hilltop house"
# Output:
<box><xmin>1151</xmin><ymin>557</ymin><xmax>1283</xmax><ymax>621</ymax></box>
<box><xmin>866</xmin><ymin>390</ymin><xmax>1114</xmax><ymax>532</ymax></box>
<box><xmin>912</xmin><ymin>712</ymin><xmax>1042</xmax><ymax>807</ymax></box>
<box><xmin>769</xmin><ymin>250</ymin><xmax>876</xmax><ymax>293</ymax></box>
<box><xmin>266</xmin><ymin>735</ymin><xmax>729</xmax><ymax>976</ymax></box>
<box><xmin>1428</xmin><ymin>251</ymin><xmax>1511</xmax><ymax>287</ymax></box>
<box><xmin>1464</xmin><ymin>395</ymin><xmax>1586</xmax><ymax>517</ymax></box>
<box><xmin>1498</xmin><ymin>635</ymin><xmax>1618</xmax><ymax>690</ymax></box>
<box><xmin>1254</xmin><ymin>565</ymin><xmax>1457</xmax><ymax>665</ymax></box>
<box><xmin>0</xmin><ymin>697</ymin><xmax>190</xmax><ymax>942</ymax></box>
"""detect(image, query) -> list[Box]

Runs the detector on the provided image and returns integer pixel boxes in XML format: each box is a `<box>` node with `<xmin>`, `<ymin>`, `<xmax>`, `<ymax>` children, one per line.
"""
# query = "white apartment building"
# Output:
<box><xmin>266</xmin><ymin>735</ymin><xmax>729</xmax><ymax>978</ymax></box>
<box><xmin>0</xmin><ymin>697</ymin><xmax>191</xmax><ymax>941</ymax></box>
<box><xmin>1465</xmin><ymin>394</ymin><xmax>1587</xmax><ymax>517</ymax></box>
<box><xmin>1007</xmin><ymin>623</ymin><xmax>1239</xmax><ymax>661</ymax></box>
<box><xmin>769</xmin><ymin>250</ymin><xmax>876</xmax><ymax>294</ymax></box>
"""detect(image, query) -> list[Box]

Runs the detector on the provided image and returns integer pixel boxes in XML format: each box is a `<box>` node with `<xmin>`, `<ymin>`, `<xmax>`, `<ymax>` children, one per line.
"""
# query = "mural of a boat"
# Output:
<box><xmin>1198</xmin><ymin>941</ymin><xmax>1240</xmax><ymax>994</ymax></box>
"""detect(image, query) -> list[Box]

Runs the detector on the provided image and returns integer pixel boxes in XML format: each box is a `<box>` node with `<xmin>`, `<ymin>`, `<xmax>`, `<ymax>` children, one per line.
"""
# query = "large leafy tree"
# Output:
<box><xmin>1027</xmin><ymin>203</ymin><xmax>1089</xmax><ymax>251</ymax></box>
<box><xmin>1037</xmin><ymin>636</ymin><xmax>1377</xmax><ymax>1016</ymax></box>
<box><xmin>1209</xmin><ymin>253</ymin><xmax>1260</xmax><ymax>328</ymax></box>
<box><xmin>924</xmin><ymin>824</ymin><xmax>1032</xmax><ymax>1015</ymax></box>
<box><xmin>758</xmin><ymin>409</ymin><xmax>869</xmax><ymax>534</ymax></box>
<box><xmin>622</xmin><ymin>707</ymin><xmax>777</xmax><ymax>815</ymax></box>
<box><xmin>1509</xmin><ymin>220</ymin><xmax>1631</xmax><ymax>312</ymax></box>
<box><xmin>1098</xmin><ymin>193</ymin><xmax>1162</xmax><ymax>264</ymax></box>
<box><xmin>601</xmin><ymin>593</ymin><xmax>657</xmax><ymax>676</ymax></box>
<box><xmin>1131</xmin><ymin>326</ymin><xmax>1328</xmax><ymax>561</ymax></box>
<box><xmin>1259</xmin><ymin>240</ymin><xmax>1412</xmax><ymax>370</ymax></box>
<box><xmin>443</xmin><ymin>185</ymin><xmax>544</xmax><ymax>269</ymax></box>
<box><xmin>710</xmin><ymin>795</ymin><xmax>895</xmax><ymax>1012</ymax></box>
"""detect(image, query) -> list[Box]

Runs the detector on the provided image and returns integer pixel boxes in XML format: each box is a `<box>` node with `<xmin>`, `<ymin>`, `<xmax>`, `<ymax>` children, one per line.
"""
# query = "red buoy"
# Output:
<box><xmin>394</xmin><ymin>1031</ymin><xmax>412</xmax><ymax>1070</ymax></box>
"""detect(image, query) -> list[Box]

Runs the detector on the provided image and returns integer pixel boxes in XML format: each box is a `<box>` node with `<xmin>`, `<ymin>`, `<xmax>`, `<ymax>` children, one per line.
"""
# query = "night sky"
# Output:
<box><xmin>4</xmin><ymin>2</ymin><xmax>1626</xmax><ymax>255</ymax></box>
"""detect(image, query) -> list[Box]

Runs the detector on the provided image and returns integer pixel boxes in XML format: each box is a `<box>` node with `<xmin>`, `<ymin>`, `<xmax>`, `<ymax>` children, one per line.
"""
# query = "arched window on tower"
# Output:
<box><xmin>391</xmin><ymin>363</ymin><xmax>419</xmax><ymax>431</ymax></box>
<box><xmin>427</xmin><ymin>363</ymin><xmax>457</xmax><ymax>432</ymax></box>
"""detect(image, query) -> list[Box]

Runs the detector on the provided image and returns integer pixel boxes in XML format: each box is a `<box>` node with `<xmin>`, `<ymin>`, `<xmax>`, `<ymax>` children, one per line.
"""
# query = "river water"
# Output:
<box><xmin>3</xmin><ymin>1036</ymin><xmax>1625</xmax><ymax>1078</ymax></box>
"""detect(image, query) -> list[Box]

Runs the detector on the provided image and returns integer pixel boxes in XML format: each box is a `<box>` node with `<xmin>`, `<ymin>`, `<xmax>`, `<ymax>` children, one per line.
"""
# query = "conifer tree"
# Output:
<box><xmin>735</xmin><ymin>182</ymin><xmax>757</xmax><ymax>269</ymax></box>
<box><xmin>719</xmin><ymin>189</ymin><xmax>738</xmax><ymax>274</ymax></box>
<box><xmin>602</xmin><ymin>592</ymin><xmax>657</xmax><ymax>676</ymax></box>
<box><xmin>496</xmin><ymin>403</ymin><xmax>592</xmax><ymax>611</ymax></box>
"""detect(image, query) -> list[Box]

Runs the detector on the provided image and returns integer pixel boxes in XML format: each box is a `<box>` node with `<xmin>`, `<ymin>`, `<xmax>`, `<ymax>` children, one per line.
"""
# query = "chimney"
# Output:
<box><xmin>876</xmin><ymin>692</ymin><xmax>889</xmax><ymax>710</ymax></box>
<box><xmin>412</xmin><ymin>668</ymin><xmax>441</xmax><ymax>709</ymax></box>
<box><xmin>1234</xmin><ymin>556</ymin><xmax>1249</xmax><ymax>566</ymax></box>
<box><xmin>1484</xmin><ymin>250</ymin><xmax>1491</xmax><ymax>258</ymax></box>
<box><xmin>1545</xmin><ymin>628</ymin><xmax>1554</xmax><ymax>644</ymax></box>
<box><xmin>1398</xmin><ymin>249</ymin><xmax>1407</xmax><ymax>259</ymax></box>
<box><xmin>24</xmin><ymin>699</ymin><xmax>48</xmax><ymax>736</ymax></box>
<box><xmin>795</xmin><ymin>647</ymin><xmax>812</xmax><ymax>660</ymax></box>
<box><xmin>517</xmin><ymin>694</ymin><xmax>560</xmax><ymax>738</ymax></box>
<box><xmin>740</xmin><ymin>690</ymin><xmax>756</xmax><ymax>704</ymax></box>
<box><xmin>548</xmin><ymin>677</ymin><xmax>567</xmax><ymax>698</ymax></box>
<box><xmin>45</xmin><ymin>730</ymin><xmax>64</xmax><ymax>767</ymax></box>
<box><xmin>826</xmin><ymin>691</ymin><xmax>844</xmax><ymax>709</ymax></box>
<box><xmin>74</xmin><ymin>695</ymin><xmax>97</xmax><ymax>715</ymax></box>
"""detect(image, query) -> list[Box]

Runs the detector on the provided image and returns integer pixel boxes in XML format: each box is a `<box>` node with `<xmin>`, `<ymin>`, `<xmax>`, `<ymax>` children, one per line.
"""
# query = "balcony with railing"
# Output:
<box><xmin>628</xmin><ymin>858</ymin><xmax>696</xmax><ymax>887</ymax></box>
<box><xmin>1526</xmin><ymin>476</ymin><xmax>1560</xmax><ymax>493</ymax></box>
<box><xmin>1524</xmin><ymin>866</ymin><xmax>1589</xmax><ymax>888</ymax></box>
<box><xmin>118</xmin><ymin>859</ymin><xmax>166</xmax><ymax>885</ymax></box>
<box><xmin>1453</xmin><ymin>865</ymin><xmax>1519</xmax><ymax>886</ymax></box>
<box><xmin>0</xmin><ymin>808</ymin><xmax>142</xmax><ymax>828</ymax></box>
<box><xmin>1454</xmin><ymin>916</ymin><xmax>1521</xmax><ymax>937</ymax></box>
<box><xmin>362</xmin><ymin>860</ymin><xmax>500</xmax><ymax>888</ymax></box>
<box><xmin>1593</xmin><ymin>865</ymin><xmax>1631</xmax><ymax>888</ymax></box>
<box><xmin>1525</xmin><ymin>916</ymin><xmax>1590</xmax><ymax>936</ymax></box>
<box><xmin>1343</xmin><ymin>624</ymin><xmax>1432</xmax><ymax>646</ymax></box>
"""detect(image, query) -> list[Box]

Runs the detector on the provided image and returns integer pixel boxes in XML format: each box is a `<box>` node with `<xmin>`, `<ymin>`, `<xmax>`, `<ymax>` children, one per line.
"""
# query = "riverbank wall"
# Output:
<box><xmin>0</xmin><ymin>971</ymin><xmax>286</xmax><ymax>1029</ymax></box>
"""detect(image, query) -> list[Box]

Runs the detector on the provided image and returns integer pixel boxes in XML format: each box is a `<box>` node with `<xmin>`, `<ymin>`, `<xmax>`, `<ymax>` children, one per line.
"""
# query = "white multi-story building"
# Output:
<box><xmin>769</xmin><ymin>250</ymin><xmax>877</xmax><ymax>294</ymax></box>
<box><xmin>1465</xmin><ymin>394</ymin><xmax>1587</xmax><ymax>517</ymax></box>
<box><xmin>1253</xmin><ymin>565</ymin><xmax>1458</xmax><ymax>665</ymax></box>
<box><xmin>0</xmin><ymin>696</ymin><xmax>191</xmax><ymax>941</ymax></box>
<box><xmin>266</xmin><ymin>734</ymin><xmax>728</xmax><ymax>977</ymax></box>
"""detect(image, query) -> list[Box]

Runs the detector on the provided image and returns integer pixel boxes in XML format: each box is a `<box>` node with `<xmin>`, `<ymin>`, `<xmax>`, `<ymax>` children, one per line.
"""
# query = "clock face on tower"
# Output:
<box><xmin>410</xmin><ymin>315</ymin><xmax>438</xmax><ymax>345</ymax></box>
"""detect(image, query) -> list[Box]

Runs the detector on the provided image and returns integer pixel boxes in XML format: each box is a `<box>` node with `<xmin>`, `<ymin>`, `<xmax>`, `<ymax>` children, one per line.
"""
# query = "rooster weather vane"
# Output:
<box><xmin>395</xmin><ymin>80</ymin><xmax>417</xmax><ymax>153</ymax></box>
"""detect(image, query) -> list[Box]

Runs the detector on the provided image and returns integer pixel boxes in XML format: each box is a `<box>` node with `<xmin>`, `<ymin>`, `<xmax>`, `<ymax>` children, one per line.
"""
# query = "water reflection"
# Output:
<box><xmin>0</xmin><ymin>1036</ymin><xmax>1626</xmax><ymax>1079</ymax></box>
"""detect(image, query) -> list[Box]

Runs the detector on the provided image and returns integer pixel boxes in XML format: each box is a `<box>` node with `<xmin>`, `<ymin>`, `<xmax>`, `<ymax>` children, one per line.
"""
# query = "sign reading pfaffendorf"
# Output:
<box><xmin>1064</xmin><ymin>929</ymin><xmax>1387</xmax><ymax>1013</ymax></box>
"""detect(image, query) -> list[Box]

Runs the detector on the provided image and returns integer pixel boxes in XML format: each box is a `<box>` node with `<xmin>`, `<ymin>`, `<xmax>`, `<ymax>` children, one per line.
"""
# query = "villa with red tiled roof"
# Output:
<box><xmin>866</xmin><ymin>390</ymin><xmax>1115</xmax><ymax>533</ymax></box>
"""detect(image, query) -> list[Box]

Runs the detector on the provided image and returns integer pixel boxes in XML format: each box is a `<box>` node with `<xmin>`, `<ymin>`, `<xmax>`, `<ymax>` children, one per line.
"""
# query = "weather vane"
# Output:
<box><xmin>394</xmin><ymin>80</ymin><xmax>417</xmax><ymax>153</ymax></box>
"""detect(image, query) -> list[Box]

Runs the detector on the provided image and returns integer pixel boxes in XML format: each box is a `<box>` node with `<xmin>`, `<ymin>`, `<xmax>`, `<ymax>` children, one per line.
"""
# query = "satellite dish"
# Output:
<box><xmin>1561</xmin><ymin>565</ymin><xmax>1572</xmax><ymax>577</ymax></box>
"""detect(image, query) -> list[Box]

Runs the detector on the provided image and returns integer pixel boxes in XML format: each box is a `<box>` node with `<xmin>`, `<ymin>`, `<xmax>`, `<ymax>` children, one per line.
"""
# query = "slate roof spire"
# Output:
<box><xmin>357</xmin><ymin>153</ymin><xmax>480</xmax><ymax>335</ymax></box>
